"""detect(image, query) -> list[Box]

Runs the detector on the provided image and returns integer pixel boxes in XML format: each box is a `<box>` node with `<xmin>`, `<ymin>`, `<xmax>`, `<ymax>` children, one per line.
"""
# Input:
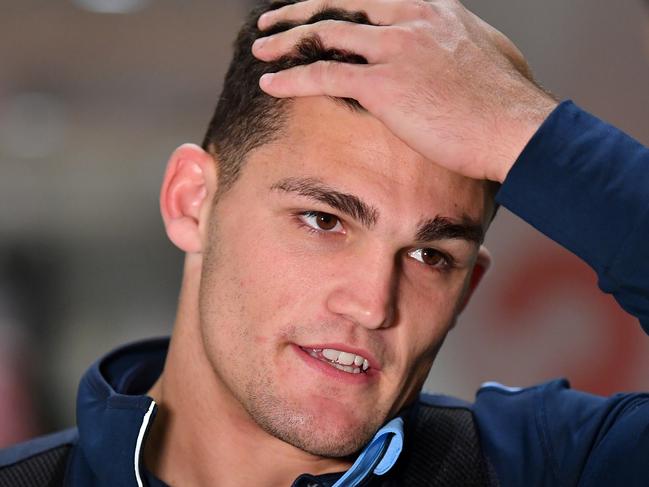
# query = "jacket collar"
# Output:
<box><xmin>76</xmin><ymin>338</ymin><xmax>167</xmax><ymax>486</ymax></box>
<box><xmin>76</xmin><ymin>338</ymin><xmax>404</xmax><ymax>487</ymax></box>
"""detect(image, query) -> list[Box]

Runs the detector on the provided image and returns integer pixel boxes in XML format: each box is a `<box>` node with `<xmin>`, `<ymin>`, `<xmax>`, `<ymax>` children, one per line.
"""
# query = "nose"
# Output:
<box><xmin>325</xmin><ymin>247</ymin><xmax>399</xmax><ymax>330</ymax></box>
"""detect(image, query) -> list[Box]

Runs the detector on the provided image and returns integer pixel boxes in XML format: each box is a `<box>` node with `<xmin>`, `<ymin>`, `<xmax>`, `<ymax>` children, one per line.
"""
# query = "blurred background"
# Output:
<box><xmin>1</xmin><ymin>0</ymin><xmax>648</xmax><ymax>447</ymax></box>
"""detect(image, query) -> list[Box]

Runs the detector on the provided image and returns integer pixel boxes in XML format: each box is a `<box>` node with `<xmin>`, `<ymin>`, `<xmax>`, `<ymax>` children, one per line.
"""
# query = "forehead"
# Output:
<box><xmin>244</xmin><ymin>97</ymin><xmax>492</xmax><ymax>226</ymax></box>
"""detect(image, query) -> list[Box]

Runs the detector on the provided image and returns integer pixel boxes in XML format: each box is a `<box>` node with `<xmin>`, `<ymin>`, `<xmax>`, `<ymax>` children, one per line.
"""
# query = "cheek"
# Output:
<box><xmin>207</xmin><ymin>217</ymin><xmax>318</xmax><ymax>333</ymax></box>
<box><xmin>394</xmin><ymin>274</ymin><xmax>467</xmax><ymax>363</ymax></box>
<box><xmin>387</xmin><ymin>291</ymin><xmax>455</xmax><ymax>406</ymax></box>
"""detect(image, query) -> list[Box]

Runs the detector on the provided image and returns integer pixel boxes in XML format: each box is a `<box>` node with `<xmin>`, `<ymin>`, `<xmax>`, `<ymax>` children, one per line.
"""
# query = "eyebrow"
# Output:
<box><xmin>270</xmin><ymin>177</ymin><xmax>379</xmax><ymax>228</ymax></box>
<box><xmin>415</xmin><ymin>216</ymin><xmax>485</xmax><ymax>245</ymax></box>
<box><xmin>270</xmin><ymin>176</ymin><xmax>485</xmax><ymax>244</ymax></box>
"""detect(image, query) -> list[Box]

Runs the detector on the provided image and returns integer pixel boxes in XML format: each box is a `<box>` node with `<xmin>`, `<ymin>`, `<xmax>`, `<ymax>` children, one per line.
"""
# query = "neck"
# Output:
<box><xmin>144</xmin><ymin>256</ymin><xmax>350</xmax><ymax>487</ymax></box>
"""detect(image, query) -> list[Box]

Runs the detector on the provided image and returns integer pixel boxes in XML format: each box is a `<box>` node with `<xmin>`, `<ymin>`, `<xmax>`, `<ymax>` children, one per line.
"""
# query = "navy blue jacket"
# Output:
<box><xmin>2</xmin><ymin>101</ymin><xmax>649</xmax><ymax>486</ymax></box>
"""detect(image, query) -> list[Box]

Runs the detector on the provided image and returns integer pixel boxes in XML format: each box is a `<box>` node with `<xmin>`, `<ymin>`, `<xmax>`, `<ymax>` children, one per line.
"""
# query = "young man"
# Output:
<box><xmin>2</xmin><ymin>1</ymin><xmax>648</xmax><ymax>486</ymax></box>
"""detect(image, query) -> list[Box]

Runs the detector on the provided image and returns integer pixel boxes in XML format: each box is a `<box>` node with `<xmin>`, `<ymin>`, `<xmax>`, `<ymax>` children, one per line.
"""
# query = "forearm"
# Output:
<box><xmin>497</xmin><ymin>100</ymin><xmax>649</xmax><ymax>331</ymax></box>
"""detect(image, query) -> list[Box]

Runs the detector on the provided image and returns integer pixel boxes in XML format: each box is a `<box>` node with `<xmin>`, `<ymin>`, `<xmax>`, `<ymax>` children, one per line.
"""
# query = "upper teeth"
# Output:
<box><xmin>322</xmin><ymin>348</ymin><xmax>370</xmax><ymax>371</ymax></box>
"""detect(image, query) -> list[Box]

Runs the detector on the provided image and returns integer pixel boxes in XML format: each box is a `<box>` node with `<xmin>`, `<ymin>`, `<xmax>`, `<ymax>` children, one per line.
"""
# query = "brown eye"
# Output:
<box><xmin>421</xmin><ymin>248</ymin><xmax>444</xmax><ymax>266</ymax></box>
<box><xmin>315</xmin><ymin>212</ymin><xmax>338</xmax><ymax>230</ymax></box>
<box><xmin>407</xmin><ymin>248</ymin><xmax>451</xmax><ymax>269</ymax></box>
<box><xmin>300</xmin><ymin>211</ymin><xmax>343</xmax><ymax>233</ymax></box>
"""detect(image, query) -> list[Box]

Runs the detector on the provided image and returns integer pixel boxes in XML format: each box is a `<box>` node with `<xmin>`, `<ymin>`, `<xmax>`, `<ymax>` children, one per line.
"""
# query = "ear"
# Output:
<box><xmin>160</xmin><ymin>143</ymin><xmax>217</xmax><ymax>254</ymax></box>
<box><xmin>457</xmin><ymin>245</ymin><xmax>492</xmax><ymax>313</ymax></box>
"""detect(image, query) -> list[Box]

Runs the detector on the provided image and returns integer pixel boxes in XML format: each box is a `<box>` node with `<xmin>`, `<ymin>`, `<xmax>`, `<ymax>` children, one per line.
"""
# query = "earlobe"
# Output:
<box><xmin>160</xmin><ymin>143</ymin><xmax>217</xmax><ymax>254</ymax></box>
<box><xmin>458</xmin><ymin>246</ymin><xmax>492</xmax><ymax>313</ymax></box>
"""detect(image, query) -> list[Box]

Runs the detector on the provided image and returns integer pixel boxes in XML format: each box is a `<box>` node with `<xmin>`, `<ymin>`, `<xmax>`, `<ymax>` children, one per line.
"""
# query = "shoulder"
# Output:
<box><xmin>0</xmin><ymin>428</ymin><xmax>78</xmax><ymax>468</ymax></box>
<box><xmin>418</xmin><ymin>391</ymin><xmax>473</xmax><ymax>409</ymax></box>
<box><xmin>474</xmin><ymin>379</ymin><xmax>649</xmax><ymax>485</ymax></box>
<box><xmin>399</xmin><ymin>391</ymin><xmax>497</xmax><ymax>485</ymax></box>
<box><xmin>412</xmin><ymin>391</ymin><xmax>479</xmax><ymax>439</ymax></box>
<box><xmin>474</xmin><ymin>377</ymin><xmax>649</xmax><ymax>425</ymax></box>
<box><xmin>414</xmin><ymin>391</ymin><xmax>479</xmax><ymax>433</ymax></box>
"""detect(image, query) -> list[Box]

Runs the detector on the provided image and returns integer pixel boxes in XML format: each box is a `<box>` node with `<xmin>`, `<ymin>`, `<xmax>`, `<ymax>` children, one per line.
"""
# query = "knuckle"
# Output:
<box><xmin>314</xmin><ymin>60</ymin><xmax>336</xmax><ymax>86</ymax></box>
<box><xmin>360</xmin><ymin>67</ymin><xmax>387</xmax><ymax>112</ymax></box>
<box><xmin>385</xmin><ymin>25</ymin><xmax>412</xmax><ymax>52</ymax></box>
<box><xmin>313</xmin><ymin>19</ymin><xmax>345</xmax><ymax>44</ymax></box>
<box><xmin>326</xmin><ymin>60</ymin><xmax>346</xmax><ymax>80</ymax></box>
<box><xmin>312</xmin><ymin>61</ymin><xmax>327</xmax><ymax>84</ymax></box>
<box><xmin>320</xmin><ymin>19</ymin><xmax>339</xmax><ymax>30</ymax></box>
<box><xmin>325</xmin><ymin>19</ymin><xmax>348</xmax><ymax>37</ymax></box>
<box><xmin>328</xmin><ymin>61</ymin><xmax>355</xmax><ymax>90</ymax></box>
<box><xmin>405</xmin><ymin>0</ymin><xmax>435</xmax><ymax>20</ymax></box>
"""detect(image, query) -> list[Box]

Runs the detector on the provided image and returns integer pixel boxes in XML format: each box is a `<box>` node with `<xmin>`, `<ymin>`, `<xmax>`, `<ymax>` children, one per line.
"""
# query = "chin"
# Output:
<box><xmin>270</xmin><ymin>416</ymin><xmax>379</xmax><ymax>458</ymax></box>
<box><xmin>247</xmin><ymin>393</ymin><xmax>384</xmax><ymax>457</ymax></box>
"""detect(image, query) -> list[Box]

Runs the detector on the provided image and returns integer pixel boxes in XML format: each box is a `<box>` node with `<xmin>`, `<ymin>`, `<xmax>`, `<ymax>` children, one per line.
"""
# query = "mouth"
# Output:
<box><xmin>299</xmin><ymin>346</ymin><xmax>371</xmax><ymax>375</ymax></box>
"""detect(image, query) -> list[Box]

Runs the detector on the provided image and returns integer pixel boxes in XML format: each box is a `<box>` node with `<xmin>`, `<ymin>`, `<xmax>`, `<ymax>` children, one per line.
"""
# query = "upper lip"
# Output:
<box><xmin>299</xmin><ymin>343</ymin><xmax>382</xmax><ymax>371</ymax></box>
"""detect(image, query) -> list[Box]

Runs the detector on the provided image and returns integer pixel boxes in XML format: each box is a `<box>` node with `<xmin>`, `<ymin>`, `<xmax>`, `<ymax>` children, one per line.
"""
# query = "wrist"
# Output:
<box><xmin>490</xmin><ymin>89</ymin><xmax>559</xmax><ymax>183</ymax></box>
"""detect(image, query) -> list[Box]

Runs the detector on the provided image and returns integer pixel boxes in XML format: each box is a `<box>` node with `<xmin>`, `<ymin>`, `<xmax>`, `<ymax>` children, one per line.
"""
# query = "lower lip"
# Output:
<box><xmin>292</xmin><ymin>344</ymin><xmax>378</xmax><ymax>385</ymax></box>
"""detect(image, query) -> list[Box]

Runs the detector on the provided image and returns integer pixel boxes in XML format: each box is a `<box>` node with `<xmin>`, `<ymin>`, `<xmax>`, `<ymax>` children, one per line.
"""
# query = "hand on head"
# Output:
<box><xmin>253</xmin><ymin>0</ymin><xmax>558</xmax><ymax>182</ymax></box>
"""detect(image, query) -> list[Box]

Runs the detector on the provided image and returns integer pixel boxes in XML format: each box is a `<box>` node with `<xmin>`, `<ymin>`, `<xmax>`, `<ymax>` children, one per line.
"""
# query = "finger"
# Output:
<box><xmin>258</xmin><ymin>0</ymin><xmax>397</xmax><ymax>30</ymax></box>
<box><xmin>259</xmin><ymin>61</ymin><xmax>371</xmax><ymax>101</ymax></box>
<box><xmin>253</xmin><ymin>21</ymin><xmax>394</xmax><ymax>64</ymax></box>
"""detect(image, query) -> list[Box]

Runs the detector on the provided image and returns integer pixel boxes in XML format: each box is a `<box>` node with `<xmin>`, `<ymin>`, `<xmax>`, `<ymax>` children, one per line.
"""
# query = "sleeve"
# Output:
<box><xmin>496</xmin><ymin>100</ymin><xmax>649</xmax><ymax>332</ymax></box>
<box><xmin>475</xmin><ymin>101</ymin><xmax>649</xmax><ymax>486</ymax></box>
<box><xmin>474</xmin><ymin>380</ymin><xmax>649</xmax><ymax>487</ymax></box>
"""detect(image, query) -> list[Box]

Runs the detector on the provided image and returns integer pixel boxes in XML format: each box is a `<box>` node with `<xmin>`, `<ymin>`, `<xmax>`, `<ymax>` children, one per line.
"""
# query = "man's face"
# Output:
<box><xmin>197</xmin><ymin>97</ymin><xmax>492</xmax><ymax>457</ymax></box>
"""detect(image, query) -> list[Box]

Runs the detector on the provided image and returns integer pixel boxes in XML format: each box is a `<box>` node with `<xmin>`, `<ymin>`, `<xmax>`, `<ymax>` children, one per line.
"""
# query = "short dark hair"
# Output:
<box><xmin>203</xmin><ymin>1</ymin><xmax>502</xmax><ymax>219</ymax></box>
<box><xmin>202</xmin><ymin>0</ymin><xmax>372</xmax><ymax>193</ymax></box>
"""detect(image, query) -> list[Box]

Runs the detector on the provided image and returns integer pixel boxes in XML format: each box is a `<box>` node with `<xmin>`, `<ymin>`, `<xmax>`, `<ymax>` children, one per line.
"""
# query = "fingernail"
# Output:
<box><xmin>260</xmin><ymin>73</ymin><xmax>275</xmax><ymax>88</ymax></box>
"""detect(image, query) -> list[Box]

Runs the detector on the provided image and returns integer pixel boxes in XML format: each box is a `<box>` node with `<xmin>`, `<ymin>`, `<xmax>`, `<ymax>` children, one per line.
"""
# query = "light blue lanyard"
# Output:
<box><xmin>331</xmin><ymin>417</ymin><xmax>404</xmax><ymax>487</ymax></box>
